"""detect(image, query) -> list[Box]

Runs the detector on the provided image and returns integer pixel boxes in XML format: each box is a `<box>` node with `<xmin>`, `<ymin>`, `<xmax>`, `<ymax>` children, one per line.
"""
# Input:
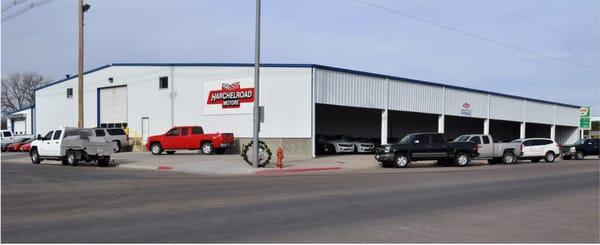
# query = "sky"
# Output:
<box><xmin>2</xmin><ymin>0</ymin><xmax>599</xmax><ymax>114</ymax></box>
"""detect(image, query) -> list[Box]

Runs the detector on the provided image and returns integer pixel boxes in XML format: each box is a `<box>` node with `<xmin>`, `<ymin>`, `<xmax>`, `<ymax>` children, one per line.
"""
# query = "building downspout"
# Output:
<box><xmin>311</xmin><ymin>67</ymin><xmax>316</xmax><ymax>158</ymax></box>
<box><xmin>170</xmin><ymin>66</ymin><xmax>176</xmax><ymax>127</ymax></box>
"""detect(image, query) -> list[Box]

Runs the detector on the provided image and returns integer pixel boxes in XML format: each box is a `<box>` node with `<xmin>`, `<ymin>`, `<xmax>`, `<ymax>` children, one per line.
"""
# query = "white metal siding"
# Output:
<box><xmin>388</xmin><ymin>80</ymin><xmax>443</xmax><ymax>114</ymax></box>
<box><xmin>555</xmin><ymin>106</ymin><xmax>579</xmax><ymax>127</ymax></box>
<box><xmin>315</xmin><ymin>69</ymin><xmax>386</xmax><ymax>109</ymax></box>
<box><xmin>444</xmin><ymin>88</ymin><xmax>488</xmax><ymax>118</ymax></box>
<box><xmin>489</xmin><ymin>95</ymin><xmax>524</xmax><ymax>122</ymax></box>
<box><xmin>526</xmin><ymin>101</ymin><xmax>554</xmax><ymax>124</ymax></box>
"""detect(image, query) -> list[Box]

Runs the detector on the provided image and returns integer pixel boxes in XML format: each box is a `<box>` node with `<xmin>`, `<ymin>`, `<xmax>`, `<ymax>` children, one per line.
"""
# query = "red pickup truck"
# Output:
<box><xmin>145</xmin><ymin>126</ymin><xmax>234</xmax><ymax>155</ymax></box>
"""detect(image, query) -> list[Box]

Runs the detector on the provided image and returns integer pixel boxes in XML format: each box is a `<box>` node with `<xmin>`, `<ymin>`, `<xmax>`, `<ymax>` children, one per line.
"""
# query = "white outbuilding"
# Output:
<box><xmin>33</xmin><ymin>63</ymin><xmax>582</xmax><ymax>158</ymax></box>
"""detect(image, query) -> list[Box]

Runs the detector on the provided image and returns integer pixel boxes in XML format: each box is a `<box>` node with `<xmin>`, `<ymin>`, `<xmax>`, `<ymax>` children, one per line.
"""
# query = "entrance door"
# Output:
<box><xmin>141</xmin><ymin>117</ymin><xmax>149</xmax><ymax>145</ymax></box>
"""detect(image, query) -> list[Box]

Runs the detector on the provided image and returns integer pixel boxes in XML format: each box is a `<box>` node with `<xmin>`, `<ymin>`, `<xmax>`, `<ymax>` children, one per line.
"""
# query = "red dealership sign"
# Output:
<box><xmin>206</xmin><ymin>82</ymin><xmax>255</xmax><ymax>109</ymax></box>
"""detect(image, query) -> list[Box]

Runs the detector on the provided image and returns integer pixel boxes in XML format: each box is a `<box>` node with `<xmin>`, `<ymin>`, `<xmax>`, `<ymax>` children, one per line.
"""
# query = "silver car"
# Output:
<box><xmin>92</xmin><ymin>128</ymin><xmax>130</xmax><ymax>152</ymax></box>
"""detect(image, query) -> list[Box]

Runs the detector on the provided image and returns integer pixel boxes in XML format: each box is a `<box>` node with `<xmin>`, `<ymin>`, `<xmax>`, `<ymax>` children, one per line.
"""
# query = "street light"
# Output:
<box><xmin>252</xmin><ymin>0</ymin><xmax>261</xmax><ymax>168</ymax></box>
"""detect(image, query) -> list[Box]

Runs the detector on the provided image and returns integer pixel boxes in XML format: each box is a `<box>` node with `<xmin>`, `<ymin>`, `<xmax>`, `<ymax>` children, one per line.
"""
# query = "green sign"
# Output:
<box><xmin>579</xmin><ymin>107</ymin><xmax>591</xmax><ymax>129</ymax></box>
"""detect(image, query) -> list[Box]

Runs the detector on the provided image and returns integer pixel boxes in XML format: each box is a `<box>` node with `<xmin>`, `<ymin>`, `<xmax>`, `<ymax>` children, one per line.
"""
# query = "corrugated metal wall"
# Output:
<box><xmin>314</xmin><ymin>67</ymin><xmax>579</xmax><ymax>128</ymax></box>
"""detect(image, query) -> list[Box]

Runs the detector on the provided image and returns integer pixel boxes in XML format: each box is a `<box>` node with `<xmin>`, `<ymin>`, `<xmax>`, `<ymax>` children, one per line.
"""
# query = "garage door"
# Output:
<box><xmin>99</xmin><ymin>86</ymin><xmax>128</xmax><ymax>127</ymax></box>
<box><xmin>13</xmin><ymin>119</ymin><xmax>26</xmax><ymax>135</ymax></box>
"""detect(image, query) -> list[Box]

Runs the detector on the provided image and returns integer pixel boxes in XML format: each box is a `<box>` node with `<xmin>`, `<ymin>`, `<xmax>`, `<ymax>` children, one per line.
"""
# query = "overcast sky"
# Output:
<box><xmin>2</xmin><ymin>0</ymin><xmax>599</xmax><ymax>114</ymax></box>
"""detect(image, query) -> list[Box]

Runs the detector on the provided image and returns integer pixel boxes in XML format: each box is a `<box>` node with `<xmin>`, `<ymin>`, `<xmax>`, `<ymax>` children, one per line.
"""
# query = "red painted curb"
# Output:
<box><xmin>157</xmin><ymin>166</ymin><xmax>173</xmax><ymax>170</ymax></box>
<box><xmin>256</xmin><ymin>167</ymin><xmax>341</xmax><ymax>174</ymax></box>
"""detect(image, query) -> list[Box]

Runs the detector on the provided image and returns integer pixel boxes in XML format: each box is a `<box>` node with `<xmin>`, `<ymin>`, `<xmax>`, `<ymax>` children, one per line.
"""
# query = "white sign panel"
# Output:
<box><xmin>203</xmin><ymin>77</ymin><xmax>255</xmax><ymax>115</ymax></box>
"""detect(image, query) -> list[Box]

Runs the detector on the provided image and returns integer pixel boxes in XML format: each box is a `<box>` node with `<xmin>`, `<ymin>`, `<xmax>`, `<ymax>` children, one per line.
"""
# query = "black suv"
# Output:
<box><xmin>561</xmin><ymin>138</ymin><xmax>600</xmax><ymax>160</ymax></box>
<box><xmin>375</xmin><ymin>132</ymin><xmax>479</xmax><ymax>168</ymax></box>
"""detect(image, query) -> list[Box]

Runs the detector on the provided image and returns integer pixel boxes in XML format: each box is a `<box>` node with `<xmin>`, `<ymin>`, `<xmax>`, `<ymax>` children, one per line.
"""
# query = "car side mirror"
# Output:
<box><xmin>414</xmin><ymin>140</ymin><xmax>420</xmax><ymax>145</ymax></box>
<box><xmin>37</xmin><ymin>134</ymin><xmax>42</xmax><ymax>141</ymax></box>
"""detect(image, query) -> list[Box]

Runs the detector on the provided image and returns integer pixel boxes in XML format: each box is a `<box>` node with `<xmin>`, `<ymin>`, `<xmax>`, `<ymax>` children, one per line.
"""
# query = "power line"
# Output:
<box><xmin>2</xmin><ymin>0</ymin><xmax>54</xmax><ymax>22</ymax></box>
<box><xmin>354</xmin><ymin>0</ymin><xmax>597</xmax><ymax>71</ymax></box>
<box><xmin>1</xmin><ymin>0</ymin><xmax>29</xmax><ymax>14</ymax></box>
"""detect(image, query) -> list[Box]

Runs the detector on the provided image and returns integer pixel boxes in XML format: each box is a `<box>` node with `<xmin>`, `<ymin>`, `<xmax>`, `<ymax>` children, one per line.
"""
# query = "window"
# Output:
<box><xmin>414</xmin><ymin>134</ymin><xmax>429</xmax><ymax>144</ymax></box>
<box><xmin>159</xmin><ymin>76</ymin><xmax>168</xmax><ymax>89</ymax></box>
<box><xmin>192</xmin><ymin>127</ymin><xmax>204</xmax><ymax>135</ymax></box>
<box><xmin>52</xmin><ymin>130</ymin><xmax>62</xmax><ymax>140</ymax></box>
<box><xmin>67</xmin><ymin>88</ymin><xmax>73</xmax><ymax>98</ymax></box>
<box><xmin>3</xmin><ymin>131</ymin><xmax>11</xmax><ymax>137</ymax></box>
<box><xmin>523</xmin><ymin>140</ymin><xmax>533</xmax><ymax>146</ymax></box>
<box><xmin>107</xmin><ymin>128</ymin><xmax>125</xmax><ymax>135</ymax></box>
<box><xmin>482</xmin><ymin>136</ymin><xmax>490</xmax><ymax>144</ymax></box>
<box><xmin>95</xmin><ymin>129</ymin><xmax>106</xmax><ymax>137</ymax></box>
<box><xmin>469</xmin><ymin>136</ymin><xmax>482</xmax><ymax>144</ymax></box>
<box><xmin>430</xmin><ymin>134</ymin><xmax>446</xmax><ymax>144</ymax></box>
<box><xmin>181</xmin><ymin>127</ymin><xmax>188</xmax><ymax>136</ymax></box>
<box><xmin>166</xmin><ymin>128</ymin><xmax>179</xmax><ymax>136</ymax></box>
<box><xmin>43</xmin><ymin>131</ymin><xmax>54</xmax><ymax>140</ymax></box>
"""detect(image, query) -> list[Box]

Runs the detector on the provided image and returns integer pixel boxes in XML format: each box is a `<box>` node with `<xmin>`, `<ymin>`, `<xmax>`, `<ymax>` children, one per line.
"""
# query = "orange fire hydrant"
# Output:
<box><xmin>276</xmin><ymin>147</ymin><xmax>284</xmax><ymax>169</ymax></box>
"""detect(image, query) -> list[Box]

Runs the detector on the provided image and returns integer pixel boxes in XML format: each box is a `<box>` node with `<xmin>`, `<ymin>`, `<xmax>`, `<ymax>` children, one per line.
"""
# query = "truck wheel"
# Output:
<box><xmin>30</xmin><ymin>149</ymin><xmax>41</xmax><ymax>164</ymax></box>
<box><xmin>150</xmin><ymin>143</ymin><xmax>163</xmax><ymax>155</ymax></box>
<box><xmin>393</xmin><ymin>154</ymin><xmax>410</xmax><ymax>168</ymax></box>
<box><xmin>502</xmin><ymin>152</ymin><xmax>516</xmax><ymax>164</ymax></box>
<box><xmin>575</xmin><ymin>151</ymin><xmax>584</xmax><ymax>160</ymax></box>
<box><xmin>563</xmin><ymin>156</ymin><xmax>572</xmax><ymax>160</ymax></box>
<box><xmin>98</xmin><ymin>157</ymin><xmax>110</xmax><ymax>167</ymax></box>
<box><xmin>544</xmin><ymin>152</ymin><xmax>555</xmax><ymax>163</ymax></box>
<box><xmin>166</xmin><ymin>151</ymin><xmax>176</xmax><ymax>155</ymax></box>
<box><xmin>66</xmin><ymin>151</ymin><xmax>78</xmax><ymax>166</ymax></box>
<box><xmin>201</xmin><ymin>142</ymin><xmax>214</xmax><ymax>155</ymax></box>
<box><xmin>454</xmin><ymin>152</ymin><xmax>470</xmax><ymax>167</ymax></box>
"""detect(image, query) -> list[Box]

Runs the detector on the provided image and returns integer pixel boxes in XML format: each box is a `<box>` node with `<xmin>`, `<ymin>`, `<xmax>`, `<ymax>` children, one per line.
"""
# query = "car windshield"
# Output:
<box><xmin>511</xmin><ymin>139</ymin><xmax>523</xmax><ymax>143</ymax></box>
<box><xmin>398</xmin><ymin>134</ymin><xmax>416</xmax><ymax>144</ymax></box>
<box><xmin>453</xmin><ymin>135</ymin><xmax>470</xmax><ymax>142</ymax></box>
<box><xmin>573</xmin><ymin>139</ymin><xmax>585</xmax><ymax>145</ymax></box>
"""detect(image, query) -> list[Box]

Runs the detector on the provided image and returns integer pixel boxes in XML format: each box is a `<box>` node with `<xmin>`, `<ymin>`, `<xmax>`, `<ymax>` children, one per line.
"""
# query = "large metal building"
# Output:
<box><xmin>33</xmin><ymin>63</ymin><xmax>581</xmax><ymax>158</ymax></box>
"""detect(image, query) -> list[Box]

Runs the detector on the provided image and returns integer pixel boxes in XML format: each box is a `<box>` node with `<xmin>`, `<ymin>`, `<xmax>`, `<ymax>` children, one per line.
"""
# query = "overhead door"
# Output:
<box><xmin>99</xmin><ymin>86</ymin><xmax>128</xmax><ymax>128</ymax></box>
<box><xmin>13</xmin><ymin>119</ymin><xmax>26</xmax><ymax>135</ymax></box>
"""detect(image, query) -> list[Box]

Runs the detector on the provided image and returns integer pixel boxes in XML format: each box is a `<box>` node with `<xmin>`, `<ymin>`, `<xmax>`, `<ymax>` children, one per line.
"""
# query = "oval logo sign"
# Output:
<box><xmin>462</xmin><ymin>103</ymin><xmax>471</xmax><ymax>109</ymax></box>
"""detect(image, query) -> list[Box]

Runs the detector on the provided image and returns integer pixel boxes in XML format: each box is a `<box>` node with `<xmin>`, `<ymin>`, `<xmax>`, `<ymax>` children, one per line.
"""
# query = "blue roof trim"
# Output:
<box><xmin>9</xmin><ymin>105</ymin><xmax>34</xmax><ymax>115</ymax></box>
<box><xmin>35</xmin><ymin>62</ymin><xmax>580</xmax><ymax>108</ymax></box>
<box><xmin>34</xmin><ymin>64</ymin><xmax>112</xmax><ymax>91</ymax></box>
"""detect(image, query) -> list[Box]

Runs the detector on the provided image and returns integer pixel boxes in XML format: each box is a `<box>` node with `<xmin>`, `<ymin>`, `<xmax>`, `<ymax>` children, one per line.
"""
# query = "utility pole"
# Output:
<box><xmin>252</xmin><ymin>0</ymin><xmax>261</xmax><ymax>168</ymax></box>
<box><xmin>77</xmin><ymin>0</ymin><xmax>90</xmax><ymax>128</ymax></box>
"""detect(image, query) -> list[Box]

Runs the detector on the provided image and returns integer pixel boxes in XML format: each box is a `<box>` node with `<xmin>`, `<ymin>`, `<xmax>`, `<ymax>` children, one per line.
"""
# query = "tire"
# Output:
<box><xmin>215</xmin><ymin>148</ymin><xmax>226</xmax><ymax>154</ymax></box>
<box><xmin>166</xmin><ymin>151</ymin><xmax>176</xmax><ymax>155</ymax></box>
<box><xmin>201</xmin><ymin>142</ymin><xmax>214</xmax><ymax>155</ymax></box>
<box><xmin>98</xmin><ymin>157</ymin><xmax>110</xmax><ymax>167</ymax></box>
<box><xmin>454</xmin><ymin>152</ymin><xmax>470</xmax><ymax>167</ymax></box>
<box><xmin>150</xmin><ymin>143</ymin><xmax>163</xmax><ymax>155</ymax></box>
<box><xmin>393</xmin><ymin>154</ymin><xmax>410</xmax><ymax>168</ymax></box>
<box><xmin>531</xmin><ymin>158</ymin><xmax>540</xmax><ymax>163</ymax></box>
<box><xmin>575</xmin><ymin>151</ymin><xmax>584</xmax><ymax>160</ymax></box>
<box><xmin>544</xmin><ymin>151</ymin><xmax>555</xmax><ymax>163</ymax></box>
<box><xmin>66</xmin><ymin>151</ymin><xmax>78</xmax><ymax>166</ymax></box>
<box><xmin>30</xmin><ymin>148</ymin><xmax>41</xmax><ymax>164</ymax></box>
<box><xmin>502</xmin><ymin>152</ymin><xmax>516</xmax><ymax>164</ymax></box>
<box><xmin>563</xmin><ymin>156</ymin><xmax>572</xmax><ymax>160</ymax></box>
<box><xmin>113</xmin><ymin>141</ymin><xmax>121</xmax><ymax>153</ymax></box>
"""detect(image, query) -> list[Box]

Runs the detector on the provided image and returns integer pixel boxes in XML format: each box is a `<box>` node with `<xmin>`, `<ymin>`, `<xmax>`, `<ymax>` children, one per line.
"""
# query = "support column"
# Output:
<box><xmin>550</xmin><ymin>125</ymin><xmax>556</xmax><ymax>141</ymax></box>
<box><xmin>381</xmin><ymin>109</ymin><xmax>388</xmax><ymax>145</ymax></box>
<box><xmin>520</xmin><ymin>122</ymin><xmax>526</xmax><ymax>138</ymax></box>
<box><xmin>483</xmin><ymin>119</ymin><xmax>490</xmax><ymax>135</ymax></box>
<box><xmin>438</xmin><ymin>114</ymin><xmax>445</xmax><ymax>133</ymax></box>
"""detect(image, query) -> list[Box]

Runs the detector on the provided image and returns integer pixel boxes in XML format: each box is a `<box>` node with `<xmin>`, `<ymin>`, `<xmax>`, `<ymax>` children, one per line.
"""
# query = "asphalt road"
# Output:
<box><xmin>2</xmin><ymin>154</ymin><xmax>599</xmax><ymax>242</ymax></box>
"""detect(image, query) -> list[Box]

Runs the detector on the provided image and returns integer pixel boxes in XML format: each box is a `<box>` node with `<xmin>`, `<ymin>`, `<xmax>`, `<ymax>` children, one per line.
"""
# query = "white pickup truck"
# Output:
<box><xmin>453</xmin><ymin>134</ymin><xmax>522</xmax><ymax>164</ymax></box>
<box><xmin>30</xmin><ymin>127</ymin><xmax>116</xmax><ymax>166</ymax></box>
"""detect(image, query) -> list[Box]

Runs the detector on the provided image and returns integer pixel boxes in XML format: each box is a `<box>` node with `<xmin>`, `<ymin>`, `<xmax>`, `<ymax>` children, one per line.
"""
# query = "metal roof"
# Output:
<box><xmin>34</xmin><ymin>63</ymin><xmax>580</xmax><ymax>108</ymax></box>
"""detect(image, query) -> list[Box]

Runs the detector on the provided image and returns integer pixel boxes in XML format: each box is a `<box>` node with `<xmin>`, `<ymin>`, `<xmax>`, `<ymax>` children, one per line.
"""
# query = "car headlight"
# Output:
<box><xmin>384</xmin><ymin>146</ymin><xmax>391</xmax><ymax>153</ymax></box>
<box><xmin>570</xmin><ymin>147</ymin><xmax>576</xmax><ymax>152</ymax></box>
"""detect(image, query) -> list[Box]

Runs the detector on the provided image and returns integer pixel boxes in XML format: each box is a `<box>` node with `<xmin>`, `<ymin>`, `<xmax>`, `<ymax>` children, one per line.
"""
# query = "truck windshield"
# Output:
<box><xmin>398</xmin><ymin>134</ymin><xmax>416</xmax><ymax>144</ymax></box>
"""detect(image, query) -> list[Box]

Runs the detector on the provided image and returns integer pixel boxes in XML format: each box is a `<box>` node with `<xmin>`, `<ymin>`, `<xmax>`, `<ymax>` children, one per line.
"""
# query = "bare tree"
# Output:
<box><xmin>1</xmin><ymin>72</ymin><xmax>50</xmax><ymax>114</ymax></box>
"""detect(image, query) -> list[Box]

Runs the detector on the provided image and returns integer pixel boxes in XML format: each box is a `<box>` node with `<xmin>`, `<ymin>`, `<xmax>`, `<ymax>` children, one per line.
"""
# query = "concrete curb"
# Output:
<box><xmin>255</xmin><ymin>167</ymin><xmax>342</xmax><ymax>174</ymax></box>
